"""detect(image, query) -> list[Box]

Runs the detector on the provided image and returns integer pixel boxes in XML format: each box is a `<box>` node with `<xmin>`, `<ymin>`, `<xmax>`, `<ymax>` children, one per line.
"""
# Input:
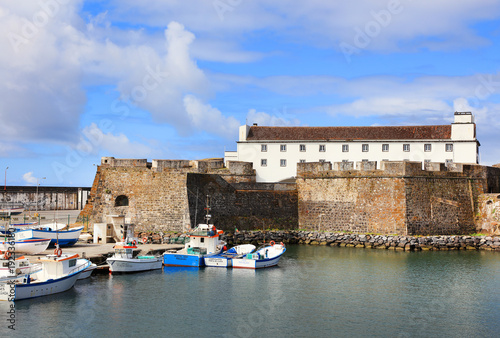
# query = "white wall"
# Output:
<box><xmin>235</xmin><ymin>139</ymin><xmax>478</xmax><ymax>182</ymax></box>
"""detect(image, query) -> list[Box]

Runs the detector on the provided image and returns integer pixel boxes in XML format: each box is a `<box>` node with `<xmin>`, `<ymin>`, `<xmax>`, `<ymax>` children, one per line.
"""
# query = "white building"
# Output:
<box><xmin>224</xmin><ymin>112</ymin><xmax>480</xmax><ymax>183</ymax></box>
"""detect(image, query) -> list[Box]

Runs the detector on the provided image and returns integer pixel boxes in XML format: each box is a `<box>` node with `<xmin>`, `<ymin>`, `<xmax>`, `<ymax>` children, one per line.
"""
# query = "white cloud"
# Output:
<box><xmin>106</xmin><ymin>0</ymin><xmax>500</xmax><ymax>53</ymax></box>
<box><xmin>183</xmin><ymin>95</ymin><xmax>240</xmax><ymax>138</ymax></box>
<box><xmin>246</xmin><ymin>109</ymin><xmax>301</xmax><ymax>126</ymax></box>
<box><xmin>77</xmin><ymin>123</ymin><xmax>153</xmax><ymax>158</ymax></box>
<box><xmin>22</xmin><ymin>171</ymin><xmax>38</xmax><ymax>185</ymax></box>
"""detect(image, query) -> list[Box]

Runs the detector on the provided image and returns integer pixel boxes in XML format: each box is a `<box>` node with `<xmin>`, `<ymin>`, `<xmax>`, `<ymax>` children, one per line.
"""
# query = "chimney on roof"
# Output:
<box><xmin>253</xmin><ymin>123</ymin><xmax>258</xmax><ymax>126</ymax></box>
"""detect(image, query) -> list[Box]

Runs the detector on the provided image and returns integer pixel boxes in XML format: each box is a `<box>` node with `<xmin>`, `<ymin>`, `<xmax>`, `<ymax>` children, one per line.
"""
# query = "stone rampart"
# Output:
<box><xmin>297</xmin><ymin>161</ymin><xmax>500</xmax><ymax>235</ymax></box>
<box><xmin>476</xmin><ymin>193</ymin><xmax>500</xmax><ymax>234</ymax></box>
<box><xmin>84</xmin><ymin>157</ymin><xmax>285</xmax><ymax>232</ymax></box>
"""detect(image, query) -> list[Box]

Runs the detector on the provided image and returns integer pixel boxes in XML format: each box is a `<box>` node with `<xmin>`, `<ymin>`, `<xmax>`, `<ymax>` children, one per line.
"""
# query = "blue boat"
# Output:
<box><xmin>163</xmin><ymin>209</ymin><xmax>226</xmax><ymax>267</ymax></box>
<box><xmin>14</xmin><ymin>225</ymin><xmax>84</xmax><ymax>247</ymax></box>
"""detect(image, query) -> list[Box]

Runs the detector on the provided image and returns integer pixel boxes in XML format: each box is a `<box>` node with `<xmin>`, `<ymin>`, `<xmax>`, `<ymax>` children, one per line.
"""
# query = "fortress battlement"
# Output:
<box><xmin>297</xmin><ymin>160</ymin><xmax>497</xmax><ymax>179</ymax></box>
<box><xmin>100</xmin><ymin>157</ymin><xmax>255</xmax><ymax>178</ymax></box>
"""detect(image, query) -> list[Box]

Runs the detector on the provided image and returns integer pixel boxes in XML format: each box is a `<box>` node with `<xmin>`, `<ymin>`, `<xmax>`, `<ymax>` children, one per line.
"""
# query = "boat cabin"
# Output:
<box><xmin>186</xmin><ymin>223</ymin><xmax>223</xmax><ymax>255</ymax></box>
<box><xmin>112</xmin><ymin>244</ymin><xmax>136</xmax><ymax>259</ymax></box>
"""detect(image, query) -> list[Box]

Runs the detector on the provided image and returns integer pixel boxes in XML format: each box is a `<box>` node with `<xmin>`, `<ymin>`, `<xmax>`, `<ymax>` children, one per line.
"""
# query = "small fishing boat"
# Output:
<box><xmin>77</xmin><ymin>263</ymin><xmax>98</xmax><ymax>280</ymax></box>
<box><xmin>0</xmin><ymin>252</ymin><xmax>42</xmax><ymax>282</ymax></box>
<box><xmin>0</xmin><ymin>248</ymin><xmax>90</xmax><ymax>301</ymax></box>
<box><xmin>14</xmin><ymin>225</ymin><xmax>84</xmax><ymax>247</ymax></box>
<box><xmin>163</xmin><ymin>221</ymin><xmax>225</xmax><ymax>267</ymax></box>
<box><xmin>0</xmin><ymin>203</ymin><xmax>24</xmax><ymax>217</ymax></box>
<box><xmin>107</xmin><ymin>242</ymin><xmax>162</xmax><ymax>273</ymax></box>
<box><xmin>204</xmin><ymin>244</ymin><xmax>256</xmax><ymax>268</ymax></box>
<box><xmin>0</xmin><ymin>238</ymin><xmax>51</xmax><ymax>255</ymax></box>
<box><xmin>163</xmin><ymin>198</ymin><xmax>226</xmax><ymax>267</ymax></box>
<box><xmin>232</xmin><ymin>241</ymin><xmax>286</xmax><ymax>269</ymax></box>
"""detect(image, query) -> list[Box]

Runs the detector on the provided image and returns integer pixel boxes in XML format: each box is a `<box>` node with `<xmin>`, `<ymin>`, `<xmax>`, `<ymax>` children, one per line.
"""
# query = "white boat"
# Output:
<box><xmin>232</xmin><ymin>242</ymin><xmax>286</xmax><ymax>269</ymax></box>
<box><xmin>107</xmin><ymin>242</ymin><xmax>162</xmax><ymax>273</ymax></box>
<box><xmin>15</xmin><ymin>226</ymin><xmax>84</xmax><ymax>247</ymax></box>
<box><xmin>0</xmin><ymin>204</ymin><xmax>24</xmax><ymax>217</ymax></box>
<box><xmin>204</xmin><ymin>244</ymin><xmax>256</xmax><ymax>268</ymax></box>
<box><xmin>77</xmin><ymin>263</ymin><xmax>97</xmax><ymax>280</ymax></box>
<box><xmin>0</xmin><ymin>250</ymin><xmax>90</xmax><ymax>301</ymax></box>
<box><xmin>0</xmin><ymin>238</ymin><xmax>51</xmax><ymax>255</ymax></box>
<box><xmin>0</xmin><ymin>253</ymin><xmax>42</xmax><ymax>282</ymax></box>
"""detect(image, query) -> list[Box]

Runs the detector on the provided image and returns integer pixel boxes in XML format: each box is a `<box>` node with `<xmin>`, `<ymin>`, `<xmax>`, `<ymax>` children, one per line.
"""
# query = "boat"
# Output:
<box><xmin>0</xmin><ymin>252</ymin><xmax>42</xmax><ymax>282</ymax></box>
<box><xmin>163</xmin><ymin>198</ymin><xmax>226</xmax><ymax>267</ymax></box>
<box><xmin>107</xmin><ymin>242</ymin><xmax>162</xmax><ymax>273</ymax></box>
<box><xmin>163</xmin><ymin>220</ymin><xmax>225</xmax><ymax>267</ymax></box>
<box><xmin>232</xmin><ymin>241</ymin><xmax>286</xmax><ymax>269</ymax></box>
<box><xmin>204</xmin><ymin>244</ymin><xmax>256</xmax><ymax>268</ymax></box>
<box><xmin>0</xmin><ymin>249</ymin><xmax>90</xmax><ymax>301</ymax></box>
<box><xmin>77</xmin><ymin>263</ymin><xmax>98</xmax><ymax>280</ymax></box>
<box><xmin>14</xmin><ymin>225</ymin><xmax>84</xmax><ymax>247</ymax></box>
<box><xmin>0</xmin><ymin>203</ymin><xmax>24</xmax><ymax>217</ymax></box>
<box><xmin>0</xmin><ymin>238</ymin><xmax>51</xmax><ymax>255</ymax></box>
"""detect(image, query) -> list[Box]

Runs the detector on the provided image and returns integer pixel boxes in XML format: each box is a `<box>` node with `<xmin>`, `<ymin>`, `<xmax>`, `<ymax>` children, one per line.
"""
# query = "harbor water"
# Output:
<box><xmin>2</xmin><ymin>245</ymin><xmax>499</xmax><ymax>337</ymax></box>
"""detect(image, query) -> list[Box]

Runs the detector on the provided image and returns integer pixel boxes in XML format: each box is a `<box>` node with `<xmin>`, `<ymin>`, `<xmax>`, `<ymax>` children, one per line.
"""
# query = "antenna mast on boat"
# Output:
<box><xmin>204</xmin><ymin>195</ymin><xmax>211</xmax><ymax>225</ymax></box>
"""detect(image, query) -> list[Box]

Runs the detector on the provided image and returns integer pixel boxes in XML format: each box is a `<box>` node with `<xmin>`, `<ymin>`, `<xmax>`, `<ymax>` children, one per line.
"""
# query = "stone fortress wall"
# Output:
<box><xmin>82</xmin><ymin>157</ymin><xmax>297</xmax><ymax>232</ymax></box>
<box><xmin>297</xmin><ymin>160</ymin><xmax>500</xmax><ymax>235</ymax></box>
<box><xmin>82</xmin><ymin>157</ymin><xmax>500</xmax><ymax>235</ymax></box>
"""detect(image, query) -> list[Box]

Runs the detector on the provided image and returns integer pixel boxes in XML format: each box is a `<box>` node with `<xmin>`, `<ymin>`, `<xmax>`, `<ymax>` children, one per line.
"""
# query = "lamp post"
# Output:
<box><xmin>4</xmin><ymin>167</ymin><xmax>7</xmax><ymax>191</ymax></box>
<box><xmin>36</xmin><ymin>177</ymin><xmax>46</xmax><ymax>212</ymax></box>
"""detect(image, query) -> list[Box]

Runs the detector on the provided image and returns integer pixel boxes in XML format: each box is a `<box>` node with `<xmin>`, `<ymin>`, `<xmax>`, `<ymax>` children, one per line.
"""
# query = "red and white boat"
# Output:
<box><xmin>0</xmin><ymin>238</ymin><xmax>51</xmax><ymax>255</ymax></box>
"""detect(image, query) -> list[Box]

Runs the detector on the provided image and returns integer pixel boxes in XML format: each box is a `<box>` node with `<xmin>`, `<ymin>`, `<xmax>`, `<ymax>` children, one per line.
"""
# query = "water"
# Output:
<box><xmin>2</xmin><ymin>246</ymin><xmax>499</xmax><ymax>337</ymax></box>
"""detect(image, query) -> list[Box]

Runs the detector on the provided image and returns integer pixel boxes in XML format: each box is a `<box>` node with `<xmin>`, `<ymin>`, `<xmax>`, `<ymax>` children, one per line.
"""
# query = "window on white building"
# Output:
<box><xmin>299</xmin><ymin>159</ymin><xmax>306</xmax><ymax>163</ymax></box>
<box><xmin>446</xmin><ymin>144</ymin><xmax>453</xmax><ymax>152</ymax></box>
<box><xmin>362</xmin><ymin>144</ymin><xmax>369</xmax><ymax>152</ymax></box>
<box><xmin>342</xmin><ymin>144</ymin><xmax>349</xmax><ymax>152</ymax></box>
<box><xmin>261</xmin><ymin>159</ymin><xmax>267</xmax><ymax>167</ymax></box>
<box><xmin>403</xmin><ymin>144</ymin><xmax>410</xmax><ymax>152</ymax></box>
<box><xmin>280</xmin><ymin>159</ymin><xmax>287</xmax><ymax>167</ymax></box>
<box><xmin>319</xmin><ymin>159</ymin><xmax>325</xmax><ymax>163</ymax></box>
<box><xmin>382</xmin><ymin>144</ymin><xmax>389</xmax><ymax>152</ymax></box>
<box><xmin>280</xmin><ymin>144</ymin><xmax>287</xmax><ymax>152</ymax></box>
<box><xmin>261</xmin><ymin>144</ymin><xmax>267</xmax><ymax>152</ymax></box>
<box><xmin>424</xmin><ymin>144</ymin><xmax>432</xmax><ymax>152</ymax></box>
<box><xmin>319</xmin><ymin>144</ymin><xmax>326</xmax><ymax>152</ymax></box>
<box><xmin>300</xmin><ymin>144</ymin><xmax>306</xmax><ymax>152</ymax></box>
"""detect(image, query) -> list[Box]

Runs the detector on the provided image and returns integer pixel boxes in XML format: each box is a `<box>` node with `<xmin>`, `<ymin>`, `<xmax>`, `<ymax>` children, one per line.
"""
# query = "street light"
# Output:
<box><xmin>36</xmin><ymin>177</ymin><xmax>46</xmax><ymax>212</ymax></box>
<box><xmin>4</xmin><ymin>167</ymin><xmax>8</xmax><ymax>191</ymax></box>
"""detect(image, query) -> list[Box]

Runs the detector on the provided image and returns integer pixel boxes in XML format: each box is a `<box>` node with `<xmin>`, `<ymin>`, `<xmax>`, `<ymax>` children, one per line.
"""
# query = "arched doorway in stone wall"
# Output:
<box><xmin>115</xmin><ymin>195</ymin><xmax>129</xmax><ymax>207</ymax></box>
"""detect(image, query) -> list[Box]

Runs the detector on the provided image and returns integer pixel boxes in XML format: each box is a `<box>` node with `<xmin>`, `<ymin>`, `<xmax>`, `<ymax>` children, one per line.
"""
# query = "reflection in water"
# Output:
<box><xmin>2</xmin><ymin>246</ymin><xmax>499</xmax><ymax>337</ymax></box>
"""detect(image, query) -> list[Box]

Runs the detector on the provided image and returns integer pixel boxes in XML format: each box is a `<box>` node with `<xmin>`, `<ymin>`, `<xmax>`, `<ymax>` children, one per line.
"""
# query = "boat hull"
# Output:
<box><xmin>204</xmin><ymin>256</ymin><xmax>231</xmax><ymax>267</ymax></box>
<box><xmin>0</xmin><ymin>239</ymin><xmax>51</xmax><ymax>255</ymax></box>
<box><xmin>107</xmin><ymin>257</ymin><xmax>162</xmax><ymax>273</ymax></box>
<box><xmin>232</xmin><ymin>255</ymin><xmax>284</xmax><ymax>269</ymax></box>
<box><xmin>0</xmin><ymin>207</ymin><xmax>24</xmax><ymax>216</ymax></box>
<box><xmin>77</xmin><ymin>263</ymin><xmax>97</xmax><ymax>280</ymax></box>
<box><xmin>163</xmin><ymin>253</ymin><xmax>205</xmax><ymax>267</ymax></box>
<box><xmin>15</xmin><ymin>226</ymin><xmax>83</xmax><ymax>247</ymax></box>
<box><xmin>0</xmin><ymin>261</ymin><xmax>90</xmax><ymax>301</ymax></box>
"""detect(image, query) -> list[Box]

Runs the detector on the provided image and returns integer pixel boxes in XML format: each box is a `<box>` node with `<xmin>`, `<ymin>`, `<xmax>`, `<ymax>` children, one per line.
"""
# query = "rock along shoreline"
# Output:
<box><xmin>153</xmin><ymin>231</ymin><xmax>500</xmax><ymax>252</ymax></box>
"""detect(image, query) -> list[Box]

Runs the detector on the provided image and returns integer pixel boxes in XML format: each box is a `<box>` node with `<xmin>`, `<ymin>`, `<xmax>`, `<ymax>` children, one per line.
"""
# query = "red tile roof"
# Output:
<box><xmin>246</xmin><ymin>125</ymin><xmax>451</xmax><ymax>141</ymax></box>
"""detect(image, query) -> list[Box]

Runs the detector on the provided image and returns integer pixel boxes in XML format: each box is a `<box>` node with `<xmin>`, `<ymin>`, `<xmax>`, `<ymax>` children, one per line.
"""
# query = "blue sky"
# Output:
<box><xmin>1</xmin><ymin>0</ymin><xmax>500</xmax><ymax>187</ymax></box>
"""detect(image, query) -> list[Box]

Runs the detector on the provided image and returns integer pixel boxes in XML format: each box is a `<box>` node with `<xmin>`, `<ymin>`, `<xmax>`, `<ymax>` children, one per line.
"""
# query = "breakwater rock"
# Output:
<box><xmin>140</xmin><ymin>231</ymin><xmax>500</xmax><ymax>251</ymax></box>
<box><xmin>224</xmin><ymin>231</ymin><xmax>500</xmax><ymax>251</ymax></box>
